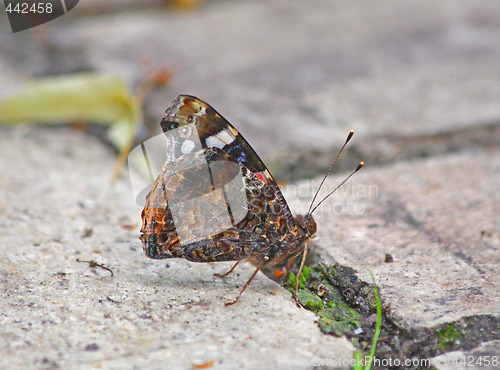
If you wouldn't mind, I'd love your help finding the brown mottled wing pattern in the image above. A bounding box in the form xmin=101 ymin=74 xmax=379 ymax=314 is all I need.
xmin=140 ymin=95 xmax=302 ymax=264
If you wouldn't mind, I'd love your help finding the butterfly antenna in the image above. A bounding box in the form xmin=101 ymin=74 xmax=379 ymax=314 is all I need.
xmin=307 ymin=130 xmax=355 ymax=214
xmin=310 ymin=161 xmax=364 ymax=215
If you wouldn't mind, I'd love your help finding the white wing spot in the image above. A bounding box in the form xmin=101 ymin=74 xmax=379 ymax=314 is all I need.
xmin=205 ymin=135 xmax=224 ymax=149
xmin=205 ymin=129 xmax=236 ymax=149
xmin=181 ymin=140 xmax=195 ymax=154
xmin=217 ymin=129 xmax=236 ymax=144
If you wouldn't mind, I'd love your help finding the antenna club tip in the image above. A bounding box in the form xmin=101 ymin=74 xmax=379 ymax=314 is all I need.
xmin=345 ymin=130 xmax=355 ymax=143
xmin=355 ymin=161 xmax=365 ymax=171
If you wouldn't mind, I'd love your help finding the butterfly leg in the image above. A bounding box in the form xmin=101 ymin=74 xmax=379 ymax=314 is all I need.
xmin=294 ymin=246 xmax=309 ymax=307
xmin=214 ymin=260 xmax=240 ymax=278
xmin=225 ymin=256 xmax=269 ymax=306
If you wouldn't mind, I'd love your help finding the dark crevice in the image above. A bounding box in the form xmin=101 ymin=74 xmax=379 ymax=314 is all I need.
xmin=269 ymin=119 xmax=500 ymax=183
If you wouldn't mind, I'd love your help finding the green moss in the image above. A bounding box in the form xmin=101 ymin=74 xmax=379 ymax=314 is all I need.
xmin=327 ymin=300 xmax=337 ymax=308
xmin=301 ymin=265 xmax=312 ymax=281
xmin=288 ymin=265 xmax=312 ymax=290
xmin=286 ymin=263 xmax=369 ymax=337
xmin=284 ymin=262 xmax=499 ymax=367
xmin=315 ymin=295 xmax=362 ymax=337
xmin=323 ymin=283 xmax=346 ymax=306
xmin=436 ymin=324 xmax=463 ymax=350
xmin=317 ymin=305 xmax=361 ymax=336
xmin=297 ymin=290 xmax=323 ymax=311
xmin=319 ymin=317 xmax=354 ymax=336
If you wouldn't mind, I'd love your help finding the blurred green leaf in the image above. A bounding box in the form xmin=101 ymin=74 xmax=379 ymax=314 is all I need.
xmin=0 ymin=73 xmax=140 ymax=150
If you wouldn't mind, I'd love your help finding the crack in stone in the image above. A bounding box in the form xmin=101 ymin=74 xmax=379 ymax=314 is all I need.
xmin=272 ymin=119 xmax=500 ymax=183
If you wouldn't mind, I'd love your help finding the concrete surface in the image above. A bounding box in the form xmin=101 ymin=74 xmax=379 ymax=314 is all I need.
xmin=1 ymin=0 xmax=499 ymax=369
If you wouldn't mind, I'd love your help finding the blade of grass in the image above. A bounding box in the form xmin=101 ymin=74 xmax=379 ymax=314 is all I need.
xmin=352 ymin=271 xmax=382 ymax=370
xmin=364 ymin=271 xmax=382 ymax=370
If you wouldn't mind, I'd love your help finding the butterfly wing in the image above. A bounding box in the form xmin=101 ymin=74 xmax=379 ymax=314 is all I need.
xmin=140 ymin=95 xmax=298 ymax=263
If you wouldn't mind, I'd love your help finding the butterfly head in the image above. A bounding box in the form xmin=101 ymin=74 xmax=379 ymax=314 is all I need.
xmin=304 ymin=214 xmax=318 ymax=238
xmin=296 ymin=213 xmax=317 ymax=239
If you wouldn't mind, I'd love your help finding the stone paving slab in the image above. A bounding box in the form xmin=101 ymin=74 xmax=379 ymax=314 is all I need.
xmin=0 ymin=126 xmax=355 ymax=369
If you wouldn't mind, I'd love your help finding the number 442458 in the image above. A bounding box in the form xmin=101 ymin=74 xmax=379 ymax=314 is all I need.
xmin=5 ymin=2 xmax=53 ymax=14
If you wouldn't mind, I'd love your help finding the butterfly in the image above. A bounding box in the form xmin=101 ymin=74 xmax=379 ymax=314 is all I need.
xmin=140 ymin=95 xmax=363 ymax=306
